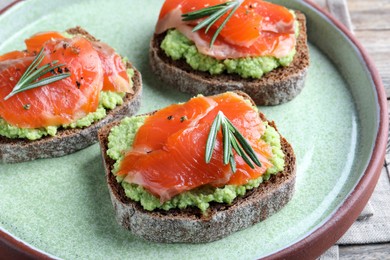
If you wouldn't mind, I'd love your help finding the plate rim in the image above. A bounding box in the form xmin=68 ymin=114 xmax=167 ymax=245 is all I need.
xmin=265 ymin=0 xmax=388 ymax=259
xmin=0 ymin=0 xmax=387 ymax=259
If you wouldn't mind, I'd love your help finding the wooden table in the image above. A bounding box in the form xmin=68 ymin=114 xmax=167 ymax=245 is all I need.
xmin=314 ymin=0 xmax=390 ymax=258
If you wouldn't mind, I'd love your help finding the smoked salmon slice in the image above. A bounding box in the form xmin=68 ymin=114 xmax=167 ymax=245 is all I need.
xmin=92 ymin=41 xmax=131 ymax=93
xmin=0 ymin=30 xmax=133 ymax=129
xmin=0 ymin=37 xmax=103 ymax=128
xmin=24 ymin=31 xmax=131 ymax=93
xmin=117 ymin=92 xmax=273 ymax=202
xmin=0 ymin=51 xmax=30 ymax=62
xmin=132 ymin=96 xmax=218 ymax=151
xmin=156 ymin=0 xmax=296 ymax=59
xmin=25 ymin=31 xmax=66 ymax=54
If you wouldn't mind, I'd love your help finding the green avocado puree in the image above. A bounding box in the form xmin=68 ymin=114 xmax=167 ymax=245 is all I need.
xmin=160 ymin=12 xmax=299 ymax=79
xmin=0 ymin=68 xmax=134 ymax=140
xmin=107 ymin=112 xmax=285 ymax=213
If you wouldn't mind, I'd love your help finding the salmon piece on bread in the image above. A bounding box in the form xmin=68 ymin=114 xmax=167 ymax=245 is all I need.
xmin=0 ymin=27 xmax=142 ymax=163
xmin=150 ymin=0 xmax=309 ymax=105
xmin=98 ymin=91 xmax=296 ymax=243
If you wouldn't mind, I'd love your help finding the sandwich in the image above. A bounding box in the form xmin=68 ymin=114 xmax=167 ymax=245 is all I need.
xmin=0 ymin=27 xmax=142 ymax=163
xmin=98 ymin=91 xmax=296 ymax=243
xmin=150 ymin=0 xmax=309 ymax=105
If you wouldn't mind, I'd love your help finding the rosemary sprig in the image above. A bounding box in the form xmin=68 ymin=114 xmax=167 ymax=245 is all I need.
xmin=182 ymin=0 xmax=242 ymax=47
xmin=205 ymin=111 xmax=262 ymax=173
xmin=4 ymin=48 xmax=71 ymax=100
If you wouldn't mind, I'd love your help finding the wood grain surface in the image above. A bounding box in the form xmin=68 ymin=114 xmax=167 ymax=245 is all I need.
xmin=348 ymin=0 xmax=390 ymax=97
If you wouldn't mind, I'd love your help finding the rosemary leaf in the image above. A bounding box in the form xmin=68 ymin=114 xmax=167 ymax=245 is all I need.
xmin=182 ymin=3 xmax=229 ymax=21
xmin=210 ymin=2 xmax=240 ymax=47
xmin=226 ymin=119 xmax=262 ymax=167
xmin=18 ymin=73 xmax=71 ymax=91
xmin=205 ymin=111 xmax=222 ymax=163
xmin=230 ymin=132 xmax=242 ymax=157
xmin=205 ymin=111 xmax=262 ymax=173
xmin=20 ymin=48 xmax=45 ymax=82
xmin=16 ymin=63 xmax=53 ymax=89
xmin=221 ymin=117 xmax=230 ymax=165
xmin=181 ymin=0 xmax=242 ymax=47
xmin=4 ymin=47 xmax=71 ymax=100
xmin=239 ymin=147 xmax=256 ymax=169
xmin=230 ymin=132 xmax=255 ymax=168
xmin=33 ymin=63 xmax=67 ymax=81
xmin=192 ymin=4 xmax=233 ymax=33
xmin=204 ymin=7 xmax=229 ymax=34
xmin=229 ymin=154 xmax=237 ymax=173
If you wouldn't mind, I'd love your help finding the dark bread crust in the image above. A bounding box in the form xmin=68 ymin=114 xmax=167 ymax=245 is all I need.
xmin=98 ymin=92 xmax=296 ymax=243
xmin=149 ymin=12 xmax=309 ymax=106
xmin=0 ymin=28 xmax=142 ymax=163
xmin=66 ymin=27 xmax=99 ymax=42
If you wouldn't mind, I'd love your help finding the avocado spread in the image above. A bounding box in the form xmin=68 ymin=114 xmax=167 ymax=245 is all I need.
xmin=107 ymin=113 xmax=285 ymax=213
xmin=0 ymin=68 xmax=134 ymax=140
xmin=160 ymin=12 xmax=299 ymax=79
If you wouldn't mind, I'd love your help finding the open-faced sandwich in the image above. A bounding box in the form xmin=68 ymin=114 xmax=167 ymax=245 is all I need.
xmin=98 ymin=91 xmax=296 ymax=243
xmin=0 ymin=27 xmax=142 ymax=163
xmin=150 ymin=0 xmax=309 ymax=105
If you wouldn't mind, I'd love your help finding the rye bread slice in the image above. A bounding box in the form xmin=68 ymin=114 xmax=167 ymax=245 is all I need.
xmin=97 ymin=92 xmax=296 ymax=243
xmin=149 ymin=12 xmax=309 ymax=106
xmin=0 ymin=28 xmax=142 ymax=164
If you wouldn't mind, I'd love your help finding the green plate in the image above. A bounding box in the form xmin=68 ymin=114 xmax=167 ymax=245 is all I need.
xmin=0 ymin=0 xmax=386 ymax=259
